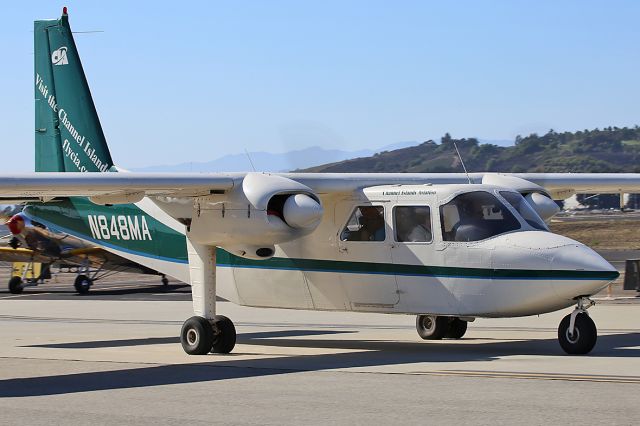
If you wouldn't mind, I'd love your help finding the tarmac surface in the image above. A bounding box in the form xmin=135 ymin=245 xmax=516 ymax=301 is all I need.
xmin=0 ymin=249 xmax=639 ymax=425
xmin=0 ymin=282 xmax=639 ymax=424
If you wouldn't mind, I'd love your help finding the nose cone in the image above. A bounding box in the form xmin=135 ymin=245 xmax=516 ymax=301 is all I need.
xmin=552 ymin=244 xmax=617 ymax=275
xmin=551 ymin=240 xmax=619 ymax=299
xmin=484 ymin=231 xmax=618 ymax=316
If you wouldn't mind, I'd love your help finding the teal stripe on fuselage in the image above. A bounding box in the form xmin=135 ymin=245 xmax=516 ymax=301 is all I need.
xmin=217 ymin=251 xmax=619 ymax=282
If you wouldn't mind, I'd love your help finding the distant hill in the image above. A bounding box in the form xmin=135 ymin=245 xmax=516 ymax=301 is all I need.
xmin=301 ymin=127 xmax=640 ymax=174
xmin=133 ymin=142 xmax=418 ymax=173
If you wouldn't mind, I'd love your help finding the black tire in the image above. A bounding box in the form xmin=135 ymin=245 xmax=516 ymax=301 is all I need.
xmin=181 ymin=316 xmax=215 ymax=355
xmin=416 ymin=315 xmax=449 ymax=340
xmin=558 ymin=312 xmax=597 ymax=355
xmin=8 ymin=276 xmax=23 ymax=294
xmin=74 ymin=275 xmax=92 ymax=294
xmin=445 ymin=318 xmax=468 ymax=339
xmin=211 ymin=315 xmax=236 ymax=353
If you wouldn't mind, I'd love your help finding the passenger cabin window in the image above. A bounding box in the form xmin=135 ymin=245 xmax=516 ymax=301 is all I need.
xmin=394 ymin=206 xmax=432 ymax=243
xmin=340 ymin=206 xmax=386 ymax=242
xmin=499 ymin=191 xmax=549 ymax=231
xmin=440 ymin=191 xmax=520 ymax=242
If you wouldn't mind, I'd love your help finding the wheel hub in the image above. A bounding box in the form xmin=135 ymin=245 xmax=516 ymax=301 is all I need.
xmin=422 ymin=316 xmax=434 ymax=331
xmin=566 ymin=327 xmax=580 ymax=344
xmin=186 ymin=328 xmax=198 ymax=346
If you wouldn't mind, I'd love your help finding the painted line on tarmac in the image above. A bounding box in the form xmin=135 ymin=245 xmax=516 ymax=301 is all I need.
xmin=417 ymin=370 xmax=640 ymax=384
xmin=0 ymin=292 xmax=53 ymax=299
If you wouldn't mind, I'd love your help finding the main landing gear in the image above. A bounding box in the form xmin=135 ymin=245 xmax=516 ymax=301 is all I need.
xmin=8 ymin=262 xmax=51 ymax=294
xmin=74 ymin=274 xmax=93 ymax=294
xmin=558 ymin=297 xmax=597 ymax=355
xmin=180 ymin=240 xmax=236 ymax=355
xmin=180 ymin=315 xmax=237 ymax=355
xmin=8 ymin=276 xmax=24 ymax=294
xmin=416 ymin=315 xmax=469 ymax=340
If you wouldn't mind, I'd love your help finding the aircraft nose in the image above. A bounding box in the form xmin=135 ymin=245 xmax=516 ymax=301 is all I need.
xmin=551 ymin=241 xmax=619 ymax=299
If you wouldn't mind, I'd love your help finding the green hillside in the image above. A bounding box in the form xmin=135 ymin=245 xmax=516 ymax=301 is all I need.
xmin=301 ymin=127 xmax=640 ymax=174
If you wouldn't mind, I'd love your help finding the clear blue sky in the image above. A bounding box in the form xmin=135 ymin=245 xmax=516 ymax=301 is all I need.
xmin=2 ymin=1 xmax=639 ymax=171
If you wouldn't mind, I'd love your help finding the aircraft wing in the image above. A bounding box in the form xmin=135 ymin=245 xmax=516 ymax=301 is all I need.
xmin=58 ymin=247 xmax=159 ymax=274
xmin=1 ymin=172 xmax=640 ymax=200
xmin=0 ymin=242 xmax=157 ymax=274
xmin=0 ymin=173 xmax=238 ymax=200
xmin=0 ymin=247 xmax=53 ymax=263
xmin=288 ymin=172 xmax=640 ymax=196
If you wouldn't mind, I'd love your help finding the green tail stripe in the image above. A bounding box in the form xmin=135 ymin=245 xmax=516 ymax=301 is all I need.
xmin=216 ymin=250 xmax=619 ymax=281
xmin=34 ymin=12 xmax=113 ymax=172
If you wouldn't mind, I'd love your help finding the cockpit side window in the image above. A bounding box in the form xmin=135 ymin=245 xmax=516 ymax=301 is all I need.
xmin=499 ymin=191 xmax=549 ymax=231
xmin=440 ymin=191 xmax=520 ymax=242
xmin=340 ymin=206 xmax=386 ymax=242
xmin=394 ymin=206 xmax=432 ymax=243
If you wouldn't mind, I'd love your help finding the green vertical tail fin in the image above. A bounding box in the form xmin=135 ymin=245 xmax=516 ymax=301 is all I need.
xmin=34 ymin=8 xmax=114 ymax=172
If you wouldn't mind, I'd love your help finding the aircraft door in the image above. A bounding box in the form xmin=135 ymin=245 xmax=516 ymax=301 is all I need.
xmin=390 ymin=201 xmax=459 ymax=314
xmin=336 ymin=202 xmax=399 ymax=309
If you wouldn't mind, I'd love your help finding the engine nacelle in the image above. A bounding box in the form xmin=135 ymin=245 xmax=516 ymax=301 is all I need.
xmin=187 ymin=173 xmax=323 ymax=256
xmin=524 ymin=192 xmax=560 ymax=222
xmin=482 ymin=174 xmax=560 ymax=222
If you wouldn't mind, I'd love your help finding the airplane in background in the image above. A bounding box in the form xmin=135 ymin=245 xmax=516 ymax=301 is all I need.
xmin=2 ymin=8 xmax=639 ymax=356
xmin=0 ymin=209 xmax=170 ymax=293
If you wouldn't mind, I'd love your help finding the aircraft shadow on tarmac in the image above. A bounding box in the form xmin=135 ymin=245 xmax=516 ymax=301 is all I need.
xmin=3 ymin=330 xmax=640 ymax=397
xmin=0 ymin=284 xmax=192 ymax=297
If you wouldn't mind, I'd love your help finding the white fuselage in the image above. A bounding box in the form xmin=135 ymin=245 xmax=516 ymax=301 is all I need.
xmin=214 ymin=185 xmax=616 ymax=318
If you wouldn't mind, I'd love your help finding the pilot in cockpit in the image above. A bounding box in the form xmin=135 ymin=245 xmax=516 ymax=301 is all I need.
xmin=359 ymin=206 xmax=386 ymax=241
xmin=452 ymin=197 xmax=491 ymax=242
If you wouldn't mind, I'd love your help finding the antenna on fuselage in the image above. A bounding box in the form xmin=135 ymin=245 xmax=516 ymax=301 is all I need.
xmin=453 ymin=142 xmax=472 ymax=184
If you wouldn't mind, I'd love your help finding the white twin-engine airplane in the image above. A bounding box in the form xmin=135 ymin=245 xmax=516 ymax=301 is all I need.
xmin=3 ymin=8 xmax=638 ymax=356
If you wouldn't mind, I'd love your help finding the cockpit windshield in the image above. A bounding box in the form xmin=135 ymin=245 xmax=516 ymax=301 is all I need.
xmin=440 ymin=191 xmax=520 ymax=242
xmin=499 ymin=191 xmax=549 ymax=231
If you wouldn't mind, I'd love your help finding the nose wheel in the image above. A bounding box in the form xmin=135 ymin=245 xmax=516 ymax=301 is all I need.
xmin=558 ymin=297 xmax=597 ymax=355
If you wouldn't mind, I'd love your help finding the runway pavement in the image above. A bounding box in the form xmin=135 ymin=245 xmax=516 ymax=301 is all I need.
xmin=0 ymin=298 xmax=638 ymax=425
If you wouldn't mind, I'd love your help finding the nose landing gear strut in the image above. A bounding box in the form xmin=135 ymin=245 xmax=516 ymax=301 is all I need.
xmin=558 ymin=297 xmax=597 ymax=355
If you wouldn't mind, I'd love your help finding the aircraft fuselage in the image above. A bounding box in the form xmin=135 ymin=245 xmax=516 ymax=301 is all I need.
xmin=22 ymin=184 xmax=618 ymax=320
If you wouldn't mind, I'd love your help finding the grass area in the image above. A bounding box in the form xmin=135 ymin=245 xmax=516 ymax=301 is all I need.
xmin=550 ymin=219 xmax=640 ymax=250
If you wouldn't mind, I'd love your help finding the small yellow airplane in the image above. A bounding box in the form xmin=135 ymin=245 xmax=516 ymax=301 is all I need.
xmin=1 ymin=211 xmax=169 ymax=293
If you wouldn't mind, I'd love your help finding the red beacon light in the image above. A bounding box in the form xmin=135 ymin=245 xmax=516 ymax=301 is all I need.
xmin=63 ymin=6 xmax=68 ymax=15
